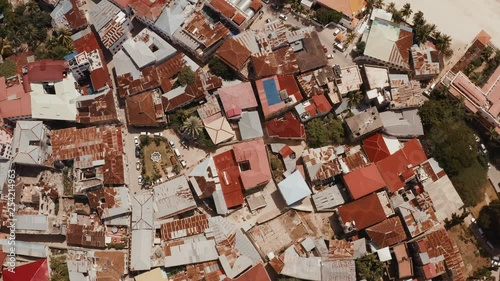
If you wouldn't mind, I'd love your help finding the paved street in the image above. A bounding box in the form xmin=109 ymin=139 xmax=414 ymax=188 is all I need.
xmin=488 ymin=165 xmax=500 ymax=194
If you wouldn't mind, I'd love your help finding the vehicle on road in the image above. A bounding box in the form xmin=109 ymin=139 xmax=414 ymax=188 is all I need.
xmin=322 ymin=45 xmax=328 ymax=53
xmin=135 ymin=146 xmax=140 ymax=158
xmin=266 ymin=18 xmax=271 ymax=23
xmin=168 ymin=140 xmax=175 ymax=148
xmin=136 ymin=160 xmax=141 ymax=170
xmin=327 ymin=54 xmax=334 ymax=59
xmin=480 ymin=143 xmax=488 ymax=154
xmin=174 ymin=148 xmax=182 ymax=158
xmin=180 ymin=160 xmax=187 ymax=168
xmin=478 ymin=227 xmax=484 ymax=236
xmin=140 ymin=132 xmax=147 ymax=136
xmin=334 ymin=43 xmax=346 ymax=52
xmin=134 ymin=136 xmax=139 ymax=145
xmin=138 ymin=175 xmax=143 ymax=185
xmin=154 ymin=132 xmax=163 ymax=137
xmin=333 ymin=28 xmax=340 ymax=36
xmin=492 ymin=256 xmax=500 ymax=266
xmin=279 ymin=14 xmax=287 ymax=21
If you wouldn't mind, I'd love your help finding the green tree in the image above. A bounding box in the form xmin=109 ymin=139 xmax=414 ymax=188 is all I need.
xmin=355 ymin=254 xmax=384 ymax=281
xmin=50 ymin=256 xmax=70 ymax=281
xmin=347 ymin=91 xmax=364 ymax=108
xmin=54 ymin=28 xmax=74 ymax=50
xmin=305 ymin=114 xmax=344 ymax=148
xmin=0 ymin=37 xmax=13 ymax=58
xmin=355 ymin=41 xmax=366 ymax=54
xmin=0 ymin=59 xmax=16 ymax=77
xmin=385 ymin=2 xmax=396 ymax=13
xmin=478 ymin=200 xmax=500 ymax=246
xmin=208 ymin=57 xmax=236 ymax=81
xmin=433 ymin=31 xmax=453 ymax=57
xmin=412 ymin=10 xmax=425 ymax=26
xmin=174 ymin=67 xmax=195 ymax=87
xmin=314 ymin=8 xmax=342 ymax=25
xmin=182 ymin=116 xmax=203 ymax=138
xmin=400 ymin=3 xmax=412 ymax=19
xmin=366 ymin=0 xmax=384 ymax=11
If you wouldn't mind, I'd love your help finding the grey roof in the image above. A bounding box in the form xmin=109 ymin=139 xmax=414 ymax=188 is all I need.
xmin=113 ymin=50 xmax=141 ymax=78
xmin=164 ymin=238 xmax=219 ymax=267
xmin=205 ymin=216 xmax=237 ymax=243
xmin=321 ymin=259 xmax=356 ymax=281
xmin=301 ymin=237 xmax=315 ymax=252
xmin=234 ymin=229 xmax=262 ymax=264
xmin=172 ymin=29 xmax=200 ymax=51
xmin=12 ymin=121 xmax=50 ymax=165
xmin=0 ymin=239 xmax=48 ymax=258
xmin=132 ymin=192 xmax=154 ymax=230
xmin=281 ymin=254 xmax=322 ymax=281
xmin=345 ymin=107 xmax=383 ymax=139
xmin=89 ymin=0 xmax=120 ymax=31
xmin=312 ymin=184 xmax=345 ymax=211
xmin=102 ymin=187 xmax=131 ymax=220
xmin=122 ymin=28 xmax=177 ymax=69
xmin=154 ymin=0 xmax=190 ymax=37
xmin=131 ymin=229 xmax=153 ymax=271
xmin=50 ymin=0 xmax=73 ymax=28
xmin=213 ymin=189 xmax=229 ymax=215
xmin=238 ymin=111 xmax=264 ymax=140
xmin=16 ymin=214 xmax=48 ymax=231
xmin=153 ymin=175 xmax=196 ymax=219
xmin=424 ymin=175 xmax=465 ymax=222
xmin=352 ymin=238 xmax=367 ymax=259
xmin=380 ymin=108 xmax=424 ymax=137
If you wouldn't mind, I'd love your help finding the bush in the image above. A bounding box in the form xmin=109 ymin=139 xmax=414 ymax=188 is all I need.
xmin=355 ymin=254 xmax=384 ymax=281
xmin=478 ymin=200 xmax=500 ymax=246
xmin=315 ymin=8 xmax=342 ymax=25
xmin=173 ymin=67 xmax=195 ymax=88
xmin=0 ymin=60 xmax=17 ymax=78
xmin=305 ymin=114 xmax=344 ymax=148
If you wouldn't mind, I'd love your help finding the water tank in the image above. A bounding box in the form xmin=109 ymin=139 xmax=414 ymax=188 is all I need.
xmin=238 ymin=0 xmax=252 ymax=12
xmin=245 ymin=8 xmax=254 ymax=18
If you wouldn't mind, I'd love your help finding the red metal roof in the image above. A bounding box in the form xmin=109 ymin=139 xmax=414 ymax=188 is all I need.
xmin=248 ymin=0 xmax=262 ymax=11
xmin=224 ymin=263 xmax=271 ymax=281
xmin=232 ymin=12 xmax=246 ymax=26
xmin=26 ymin=60 xmax=68 ymax=83
xmin=363 ymin=133 xmax=391 ymax=163
xmin=376 ymin=150 xmax=411 ymax=193
xmin=216 ymin=38 xmax=251 ymax=71
xmin=337 ymin=193 xmax=386 ymax=230
xmin=2 ymin=259 xmax=49 ymax=281
xmin=365 ymin=216 xmax=407 ymax=248
xmin=265 ymin=112 xmax=306 ymax=139
xmin=213 ymin=150 xmax=244 ymax=208
xmin=401 ymin=138 xmax=427 ymax=167
xmin=344 ymin=163 xmax=386 ymax=200
xmin=210 ymin=0 xmax=236 ymax=18
xmin=279 ymin=145 xmax=294 ymax=158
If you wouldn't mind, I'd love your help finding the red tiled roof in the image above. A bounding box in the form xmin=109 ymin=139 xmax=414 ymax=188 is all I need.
xmin=210 ymin=0 xmax=236 ymax=18
xmin=277 ymin=74 xmax=301 ymax=101
xmin=311 ymin=94 xmax=332 ymax=113
xmin=248 ymin=0 xmax=262 ymax=11
xmin=73 ymin=32 xmax=110 ymax=91
xmin=233 ymin=139 xmax=272 ymax=190
xmin=365 ymin=216 xmax=407 ymax=248
xmin=401 ymin=138 xmax=427 ymax=167
xmin=337 ymin=192 xmax=387 ymax=230
xmin=213 ymin=150 xmax=244 ymax=208
xmin=363 ymin=133 xmax=391 ymax=163
xmin=77 ymin=90 xmax=118 ymax=124
xmin=26 ymin=60 xmax=68 ymax=83
xmin=0 ymin=76 xmax=32 ymax=119
xmin=64 ymin=0 xmax=88 ymax=31
xmin=266 ymin=112 xmax=306 ymax=139
xmin=475 ymin=30 xmax=491 ymax=46
xmin=2 ymin=259 xmax=49 ymax=281
xmin=396 ymin=29 xmax=414 ymax=64
xmin=125 ymin=90 xmax=165 ymax=127
xmin=224 ymin=263 xmax=271 ymax=281
xmin=184 ymin=12 xmax=230 ymax=48
xmin=129 ymin=0 xmax=168 ymax=21
xmin=376 ymin=150 xmax=411 ymax=193
xmin=251 ymin=48 xmax=299 ymax=78
xmin=344 ymin=163 xmax=386 ymax=200
xmin=279 ymin=145 xmax=294 ymax=158
xmin=232 ymin=12 xmax=246 ymax=26
xmin=216 ymin=38 xmax=251 ymax=71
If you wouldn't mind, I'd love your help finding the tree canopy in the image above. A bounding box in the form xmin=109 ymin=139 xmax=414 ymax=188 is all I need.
xmin=418 ymin=96 xmax=488 ymax=206
xmin=314 ymin=8 xmax=343 ymax=25
xmin=0 ymin=59 xmax=17 ymax=78
xmin=208 ymin=57 xmax=237 ymax=81
xmin=174 ymin=67 xmax=195 ymax=87
xmin=305 ymin=114 xmax=344 ymax=148
xmin=355 ymin=254 xmax=384 ymax=281
xmin=478 ymin=200 xmax=500 ymax=247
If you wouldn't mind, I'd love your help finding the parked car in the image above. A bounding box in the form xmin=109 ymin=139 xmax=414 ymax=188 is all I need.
xmin=174 ymin=148 xmax=182 ymax=158
xmin=180 ymin=160 xmax=187 ymax=168
xmin=134 ymin=136 xmax=139 ymax=145
xmin=471 ymin=217 xmax=476 ymax=223
xmin=266 ymin=18 xmax=271 ymax=23
xmin=333 ymin=28 xmax=340 ymax=36
xmin=327 ymin=54 xmax=334 ymax=59
xmin=429 ymin=83 xmax=436 ymax=91
xmin=478 ymin=227 xmax=484 ymax=236
xmin=322 ymin=45 xmax=328 ymax=53
xmin=279 ymin=14 xmax=287 ymax=21
xmin=138 ymin=175 xmax=143 ymax=185
xmin=140 ymin=132 xmax=147 ymax=136
xmin=480 ymin=143 xmax=488 ymax=154
xmin=154 ymin=132 xmax=163 ymax=137
xmin=135 ymin=146 xmax=140 ymax=158
xmin=492 ymin=256 xmax=500 ymax=267
xmin=136 ymin=160 xmax=141 ymax=171
xmin=168 ymin=140 xmax=175 ymax=148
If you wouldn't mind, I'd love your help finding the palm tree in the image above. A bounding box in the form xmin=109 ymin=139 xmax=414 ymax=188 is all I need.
xmin=55 ymin=28 xmax=73 ymax=50
xmin=400 ymin=3 xmax=412 ymax=20
xmin=392 ymin=10 xmax=403 ymax=23
xmin=486 ymin=127 xmax=499 ymax=143
xmin=366 ymin=0 xmax=384 ymax=11
xmin=182 ymin=116 xmax=203 ymax=138
xmin=412 ymin=11 xmax=425 ymax=26
xmin=347 ymin=91 xmax=364 ymax=108
xmin=0 ymin=37 xmax=13 ymax=58
xmin=385 ymin=2 xmax=396 ymax=14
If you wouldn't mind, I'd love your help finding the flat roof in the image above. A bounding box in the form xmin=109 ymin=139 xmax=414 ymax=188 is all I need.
xmin=233 ymin=138 xmax=271 ymax=189
xmin=153 ymin=176 xmax=196 ymax=219
xmin=337 ymin=65 xmax=362 ymax=95
xmin=278 ymin=170 xmax=311 ymax=205
xmin=218 ymin=82 xmax=257 ymax=116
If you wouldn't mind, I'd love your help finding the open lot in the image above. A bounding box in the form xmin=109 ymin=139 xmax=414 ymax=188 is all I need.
xmin=141 ymin=137 xmax=175 ymax=181
xmin=448 ymin=224 xmax=490 ymax=277
xmin=470 ymin=180 xmax=499 ymax=218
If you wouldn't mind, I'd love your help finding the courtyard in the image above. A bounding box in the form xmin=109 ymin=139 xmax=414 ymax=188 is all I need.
xmin=140 ymin=136 xmax=177 ymax=184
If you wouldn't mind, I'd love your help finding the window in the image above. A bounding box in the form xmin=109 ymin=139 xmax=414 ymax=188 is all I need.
xmin=239 ymin=161 xmax=251 ymax=171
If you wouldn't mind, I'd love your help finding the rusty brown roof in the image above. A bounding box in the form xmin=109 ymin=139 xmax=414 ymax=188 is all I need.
xmin=77 ymin=90 xmax=118 ymax=124
xmin=216 ymin=38 xmax=251 ymax=71
xmin=366 ymin=216 xmax=407 ymax=248
xmin=125 ymin=89 xmax=166 ymax=127
xmin=296 ymin=32 xmax=328 ymax=73
xmin=184 ymin=12 xmax=230 ymax=48
xmin=160 ymin=214 xmax=209 ymax=241
xmin=94 ymin=251 xmax=126 ymax=280
xmin=251 ymin=47 xmax=299 ymax=78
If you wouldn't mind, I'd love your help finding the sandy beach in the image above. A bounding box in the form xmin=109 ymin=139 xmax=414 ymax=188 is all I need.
xmin=392 ymin=0 xmax=500 ymax=48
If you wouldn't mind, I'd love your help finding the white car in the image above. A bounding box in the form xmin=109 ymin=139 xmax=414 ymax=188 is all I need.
xmin=168 ymin=140 xmax=175 ymax=148
xmin=180 ymin=160 xmax=187 ymax=168
xmin=136 ymin=160 xmax=140 ymax=171
xmin=327 ymin=54 xmax=334 ymax=59
xmin=134 ymin=136 xmax=139 ymax=145
xmin=279 ymin=14 xmax=287 ymax=21
xmin=140 ymin=132 xmax=147 ymax=136
xmin=154 ymin=132 xmax=163 ymax=137
xmin=333 ymin=28 xmax=340 ymax=36
xmin=138 ymin=175 xmax=143 ymax=185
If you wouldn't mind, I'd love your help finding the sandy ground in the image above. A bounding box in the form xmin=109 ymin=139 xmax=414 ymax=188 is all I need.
xmin=392 ymin=0 xmax=500 ymax=48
